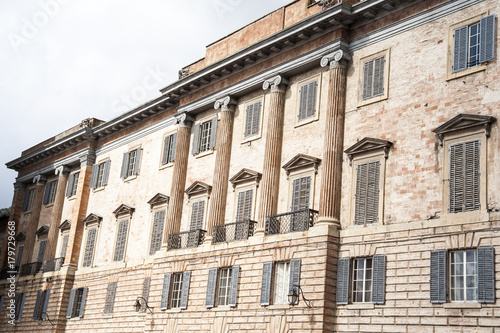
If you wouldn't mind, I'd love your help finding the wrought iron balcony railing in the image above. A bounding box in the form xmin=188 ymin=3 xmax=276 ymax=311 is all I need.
xmin=213 ymin=220 xmax=257 ymax=244
xmin=43 ymin=257 xmax=65 ymax=273
xmin=19 ymin=261 xmax=43 ymax=277
xmin=265 ymin=208 xmax=319 ymax=236
xmin=167 ymin=229 xmax=206 ymax=250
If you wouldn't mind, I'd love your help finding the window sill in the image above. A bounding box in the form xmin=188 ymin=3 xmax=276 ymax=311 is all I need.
xmin=159 ymin=162 xmax=174 ymax=171
xmin=123 ymin=175 xmax=138 ymax=183
xmin=102 ymin=314 xmax=113 ymax=318
xmin=294 ymin=115 xmax=318 ymax=128
xmin=195 ymin=149 xmax=214 ymax=159
xmin=446 ymin=64 xmax=486 ymax=81
xmin=45 ymin=203 xmax=55 ymax=208
xmin=164 ymin=308 xmax=182 ymax=313
xmin=357 ymin=94 xmax=388 ymax=108
xmin=69 ymin=317 xmax=82 ymax=321
xmin=443 ymin=302 xmax=481 ymax=309
xmin=210 ymin=306 xmax=235 ymax=312
xmin=93 ymin=186 xmax=106 ymax=193
xmin=266 ymin=304 xmax=291 ymax=310
xmin=241 ymin=134 xmax=262 ymax=145
xmin=344 ymin=303 xmax=375 ymax=309
xmin=67 ymin=196 xmax=76 ymax=201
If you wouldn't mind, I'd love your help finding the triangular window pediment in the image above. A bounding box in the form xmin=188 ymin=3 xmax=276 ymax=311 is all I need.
xmin=35 ymin=225 xmax=49 ymax=236
xmin=185 ymin=181 xmax=212 ymax=198
xmin=113 ymin=204 xmax=135 ymax=217
xmin=344 ymin=137 xmax=393 ymax=162
xmin=282 ymin=154 xmax=321 ymax=176
xmin=82 ymin=213 xmax=103 ymax=226
xmin=433 ymin=114 xmax=495 ymax=144
xmin=147 ymin=193 xmax=170 ymax=207
xmin=15 ymin=232 xmax=26 ymax=241
xmin=59 ymin=219 xmax=71 ymax=231
xmin=229 ymin=169 xmax=262 ymax=189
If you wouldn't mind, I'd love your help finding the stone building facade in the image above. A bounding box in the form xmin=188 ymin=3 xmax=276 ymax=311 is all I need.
xmin=1 ymin=0 xmax=499 ymax=332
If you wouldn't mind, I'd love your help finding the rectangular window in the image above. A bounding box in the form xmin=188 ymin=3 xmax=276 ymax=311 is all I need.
xmin=199 ymin=121 xmax=212 ymax=153
xmin=190 ymin=200 xmax=205 ymax=230
xmin=217 ymin=267 xmax=232 ymax=306
xmin=235 ymin=189 xmax=253 ymax=222
xmin=161 ymin=271 xmax=191 ymax=311
xmin=90 ymin=160 xmax=111 ymax=189
xmin=291 ymin=176 xmax=311 ymax=211
xmin=192 ymin=116 xmax=218 ymax=155
xmin=149 ymin=210 xmax=166 ymax=255
xmin=37 ymin=240 xmax=47 ymax=263
xmin=352 ymin=258 xmax=373 ymax=303
xmin=244 ymin=101 xmax=262 ymax=138
xmin=68 ymin=172 xmax=80 ymax=197
xmin=450 ymin=250 xmax=477 ymax=302
xmin=170 ymin=273 xmax=183 ymax=309
xmin=162 ymin=133 xmax=177 ymax=165
xmin=82 ymin=228 xmax=97 ymax=267
xmin=104 ymin=282 xmax=118 ymax=315
xmin=127 ymin=150 xmax=137 ymax=178
xmin=449 ymin=140 xmax=480 ymax=213
xmin=23 ymin=188 xmax=36 ymax=212
xmin=354 ymin=161 xmax=380 ymax=225
xmin=67 ymin=287 xmax=88 ymax=318
xmin=298 ymin=81 xmax=318 ymax=121
xmin=273 ymin=262 xmax=290 ymax=304
xmin=113 ymin=219 xmax=129 ymax=262
xmin=120 ymin=148 xmax=141 ymax=179
xmin=33 ymin=290 xmax=50 ymax=320
xmin=43 ymin=180 xmax=58 ymax=205
xmin=363 ymin=55 xmax=385 ymax=100
xmin=96 ymin=163 xmax=106 ymax=188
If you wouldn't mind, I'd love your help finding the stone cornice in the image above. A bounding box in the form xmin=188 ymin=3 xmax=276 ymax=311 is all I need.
xmin=147 ymin=193 xmax=170 ymax=207
xmin=113 ymin=204 xmax=136 ymax=217
xmin=433 ymin=114 xmax=496 ymax=145
xmin=344 ymin=137 xmax=393 ymax=163
xmin=283 ymin=154 xmax=322 ymax=177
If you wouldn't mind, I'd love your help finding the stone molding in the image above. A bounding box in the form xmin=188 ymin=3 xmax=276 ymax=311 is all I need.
xmin=147 ymin=193 xmax=170 ymax=207
xmin=59 ymin=219 xmax=72 ymax=231
xmin=282 ymin=154 xmax=322 ymax=177
xmin=185 ymin=181 xmax=212 ymax=198
xmin=175 ymin=113 xmax=194 ymax=128
xmin=82 ymin=213 xmax=103 ymax=226
xmin=113 ymin=204 xmax=136 ymax=217
xmin=229 ymin=168 xmax=262 ymax=189
xmin=433 ymin=113 xmax=496 ymax=145
xmin=344 ymin=137 xmax=393 ymax=163
xmin=35 ymin=225 xmax=50 ymax=236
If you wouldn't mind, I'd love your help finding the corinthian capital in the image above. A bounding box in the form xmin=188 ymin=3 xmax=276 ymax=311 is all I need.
xmin=320 ymin=49 xmax=351 ymax=68
xmin=262 ymin=75 xmax=289 ymax=91
xmin=214 ymin=96 xmax=238 ymax=111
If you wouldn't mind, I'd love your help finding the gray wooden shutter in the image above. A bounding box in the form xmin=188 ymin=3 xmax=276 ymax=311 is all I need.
xmin=89 ymin=164 xmax=98 ymax=189
xmin=17 ymin=293 xmax=26 ymax=320
xmin=78 ymin=288 xmax=88 ymax=318
xmin=363 ymin=59 xmax=374 ymax=99
xmin=298 ymin=84 xmax=308 ymax=120
xmin=170 ymin=132 xmax=178 ymax=163
xmin=66 ymin=288 xmax=76 ymax=318
xmin=479 ymin=15 xmax=495 ymax=64
xmin=205 ymin=268 xmax=218 ymax=308
xmin=102 ymin=160 xmax=111 ymax=186
xmin=37 ymin=240 xmax=47 ymax=263
xmin=104 ymin=282 xmax=117 ymax=314
xmin=192 ymin=123 xmax=200 ymax=155
xmin=453 ymin=26 xmax=468 ymax=73
xmin=33 ymin=291 xmax=42 ymax=319
xmin=252 ymin=101 xmax=262 ymax=136
xmin=190 ymin=201 xmax=205 ymax=230
xmin=244 ymin=103 xmax=254 ymax=137
xmin=113 ymin=219 xmax=129 ymax=262
xmin=235 ymin=189 xmax=253 ymax=222
xmin=120 ymin=152 xmax=128 ymax=179
xmin=60 ymin=235 xmax=69 ymax=259
xmin=289 ymin=259 xmax=301 ymax=305
xmin=180 ymin=271 xmax=191 ymax=309
xmin=430 ymin=249 xmax=447 ymax=303
xmin=160 ymin=273 xmax=172 ymax=310
xmin=477 ymin=247 xmax=495 ymax=303
xmin=306 ymin=81 xmax=317 ymax=118
xmin=150 ymin=210 xmax=166 ymax=255
xmin=83 ymin=228 xmax=97 ymax=267
xmin=162 ymin=135 xmax=171 ymax=165
xmin=449 ymin=140 xmax=480 ymax=213
xmin=336 ymin=258 xmax=350 ymax=305
xmin=260 ymin=262 xmax=273 ymax=306
xmin=43 ymin=183 xmax=51 ymax=205
xmin=133 ymin=148 xmax=142 ymax=175
xmin=41 ymin=290 xmax=50 ymax=320
xmin=372 ymin=255 xmax=386 ymax=304
xmin=66 ymin=174 xmax=75 ymax=197
xmin=140 ymin=278 xmax=151 ymax=312
xmin=228 ymin=266 xmax=240 ymax=307
xmin=372 ymin=56 xmax=385 ymax=97
xmin=355 ymin=161 xmax=380 ymax=225
xmin=209 ymin=116 xmax=218 ymax=149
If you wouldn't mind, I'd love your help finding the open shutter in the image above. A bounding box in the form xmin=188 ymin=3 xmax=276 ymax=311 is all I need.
xmin=298 ymin=84 xmax=308 ymax=120
xmin=17 ymin=293 xmax=26 ymax=320
xmin=479 ymin=15 xmax=495 ymax=64
xmin=78 ymin=288 xmax=88 ymax=318
xmin=160 ymin=273 xmax=172 ymax=310
xmin=162 ymin=136 xmax=171 ymax=165
xmin=336 ymin=258 xmax=350 ymax=305
xmin=372 ymin=255 xmax=386 ymax=304
xmin=192 ymin=123 xmax=200 ymax=155
xmin=66 ymin=289 xmax=76 ymax=318
xmin=66 ymin=174 xmax=74 ymax=197
xmin=15 ymin=246 xmax=23 ymax=267
xmin=228 ymin=266 xmax=240 ymax=307
xmin=41 ymin=290 xmax=50 ymax=320
xmin=205 ymin=268 xmax=218 ymax=308
xmin=209 ymin=116 xmax=218 ymax=149
xmin=140 ymin=278 xmax=151 ymax=313
xmin=43 ymin=183 xmax=51 ymax=205
xmin=180 ymin=271 xmax=191 ymax=309
xmin=363 ymin=59 xmax=374 ymax=99
xmin=113 ymin=220 xmax=129 ymax=262
xmin=133 ymin=148 xmax=142 ymax=175
xmin=372 ymin=56 xmax=385 ymax=97
xmin=89 ymin=164 xmax=98 ymax=189
xmin=306 ymin=81 xmax=317 ymax=118
xmin=464 ymin=140 xmax=480 ymax=212
xmin=120 ymin=153 xmax=128 ymax=179
xmin=477 ymin=247 xmax=495 ymax=303
xmin=244 ymin=103 xmax=254 ymax=137
xmin=252 ymin=101 xmax=261 ymax=136
xmin=289 ymin=259 xmax=301 ymax=305
xmin=170 ymin=132 xmax=178 ymax=163
xmin=102 ymin=160 xmax=111 ymax=186
xmin=430 ymin=250 xmax=447 ymax=303
xmin=33 ymin=291 xmax=42 ymax=319
xmin=260 ymin=262 xmax=273 ymax=306
xmin=453 ymin=26 xmax=468 ymax=73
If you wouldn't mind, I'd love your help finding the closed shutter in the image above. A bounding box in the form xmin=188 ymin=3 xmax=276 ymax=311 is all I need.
xmin=140 ymin=278 xmax=151 ymax=313
xmin=33 ymin=291 xmax=42 ymax=319
xmin=104 ymin=282 xmax=118 ymax=314
xmin=228 ymin=266 xmax=240 ymax=307
xmin=372 ymin=255 xmax=386 ymax=304
xmin=477 ymin=247 xmax=495 ymax=303
xmin=453 ymin=26 xmax=468 ymax=73
xmin=43 ymin=183 xmax=51 ymax=205
xmin=372 ymin=56 xmax=385 ymax=97
xmin=22 ymin=189 xmax=30 ymax=211
xmin=66 ymin=289 xmax=76 ymax=318
xmin=291 ymin=176 xmax=311 ymax=211
xmin=66 ymin=174 xmax=75 ymax=197
xmin=192 ymin=123 xmax=200 ymax=155
xmin=37 ymin=240 xmax=47 ymax=263
xmin=133 ymin=148 xmax=142 ymax=176
xmin=299 ymin=81 xmax=317 ymax=120
xmin=15 ymin=246 xmax=23 ymax=267
xmin=209 ymin=116 xmax=218 ymax=149
xmin=190 ymin=201 xmax=205 ymax=230
xmin=149 ymin=210 xmax=166 ymax=255
xmin=78 ymin=287 xmax=88 ymax=318
xmin=170 ymin=132 xmax=178 ymax=163
xmin=235 ymin=189 xmax=253 ymax=222
xmin=430 ymin=250 xmax=447 ymax=303
xmin=41 ymin=290 xmax=50 ymax=320
xmin=180 ymin=271 xmax=191 ymax=309
xmin=355 ymin=161 xmax=380 ymax=225
xmin=102 ymin=160 xmax=111 ymax=186
xmin=479 ymin=15 xmax=495 ymax=64
xmin=160 ymin=273 xmax=172 ymax=310
xmin=89 ymin=164 xmax=98 ymax=189
xmin=162 ymin=135 xmax=172 ymax=165
xmin=17 ymin=293 xmax=26 ymax=320
xmin=336 ymin=258 xmax=350 ymax=305
xmin=205 ymin=268 xmax=218 ymax=308
xmin=113 ymin=220 xmax=129 ymax=262
xmin=244 ymin=103 xmax=255 ymax=137
xmin=362 ymin=60 xmax=374 ymax=100
xmin=260 ymin=262 xmax=273 ymax=306
xmin=82 ymin=228 xmax=97 ymax=267
xmin=449 ymin=140 xmax=480 ymax=213
xmin=60 ymin=235 xmax=69 ymax=259
xmin=120 ymin=153 xmax=128 ymax=179
xmin=252 ymin=101 xmax=262 ymax=136
xmin=289 ymin=259 xmax=301 ymax=305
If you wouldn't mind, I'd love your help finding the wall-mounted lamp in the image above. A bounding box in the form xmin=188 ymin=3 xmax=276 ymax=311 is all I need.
xmin=134 ymin=297 xmax=153 ymax=314
xmin=287 ymin=285 xmax=312 ymax=308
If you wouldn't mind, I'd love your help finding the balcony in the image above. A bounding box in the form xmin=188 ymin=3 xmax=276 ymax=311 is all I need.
xmin=265 ymin=208 xmax=319 ymax=236
xmin=213 ymin=220 xmax=257 ymax=244
xmin=167 ymin=229 xmax=206 ymax=250
xmin=43 ymin=257 xmax=65 ymax=273
xmin=19 ymin=261 xmax=43 ymax=277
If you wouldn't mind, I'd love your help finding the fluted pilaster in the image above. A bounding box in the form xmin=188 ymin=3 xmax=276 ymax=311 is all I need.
xmin=257 ymin=75 xmax=289 ymax=231
xmin=206 ymin=96 xmax=237 ymax=238
xmin=318 ymin=49 xmax=351 ymax=225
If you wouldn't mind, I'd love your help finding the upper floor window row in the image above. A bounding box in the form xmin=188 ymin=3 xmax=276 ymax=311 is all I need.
xmin=121 ymin=147 xmax=142 ymax=179
xmin=90 ymin=160 xmax=111 ymax=189
xmin=43 ymin=180 xmax=58 ymax=206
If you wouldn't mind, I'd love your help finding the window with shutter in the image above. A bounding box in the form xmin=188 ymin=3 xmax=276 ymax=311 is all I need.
xmin=449 ymin=140 xmax=480 ymax=213
xmin=180 ymin=271 xmax=191 ymax=309
xmin=162 ymin=133 xmax=177 ymax=165
xmin=430 ymin=249 xmax=447 ymax=303
xmin=291 ymin=176 xmax=311 ymax=212
xmin=477 ymin=247 xmax=495 ymax=303
xmin=189 ymin=200 xmax=205 ymax=230
xmin=260 ymin=262 xmax=273 ymax=306
xmin=113 ymin=219 xmax=129 ymax=262
xmin=60 ymin=234 xmax=69 ymax=259
xmin=37 ymin=240 xmax=47 ymax=263
xmin=46 ymin=180 xmax=58 ymax=205
xmin=160 ymin=274 xmax=172 ymax=310
xmin=217 ymin=267 xmax=233 ymax=306
xmin=23 ymin=188 xmax=35 ymax=212
xmin=82 ymin=228 xmax=97 ymax=267
xmin=336 ymin=258 xmax=350 ymax=305
xmin=205 ymin=268 xmax=218 ymax=308
xmin=450 ymin=249 xmax=478 ymax=302
xmin=66 ymin=172 xmax=80 ymax=197
xmin=273 ymin=262 xmax=291 ymax=304
xmin=104 ymin=282 xmax=118 ymax=315
xmin=354 ymin=161 xmax=380 ymax=225
xmin=15 ymin=245 xmax=24 ymax=267
xmin=372 ymin=255 xmax=386 ymax=305
xmin=244 ymin=101 xmax=262 ymax=138
xmin=298 ymin=81 xmax=318 ymax=121
xmin=149 ymin=210 xmax=166 ymax=255
xmin=352 ymin=257 xmax=373 ymax=303
xmin=16 ymin=293 xmax=26 ymax=321
xmin=235 ymin=189 xmax=253 ymax=222
xmin=170 ymin=273 xmax=183 ymax=309
xmin=68 ymin=288 xmax=87 ymax=318
xmin=198 ymin=120 xmax=214 ymax=153
xmin=362 ymin=55 xmax=385 ymax=100
xmin=288 ymin=260 xmax=301 ymax=305
xmin=94 ymin=161 xmax=109 ymax=188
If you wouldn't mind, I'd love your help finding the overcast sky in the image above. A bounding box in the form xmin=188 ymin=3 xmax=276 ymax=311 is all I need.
xmin=0 ymin=0 xmax=292 ymax=209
